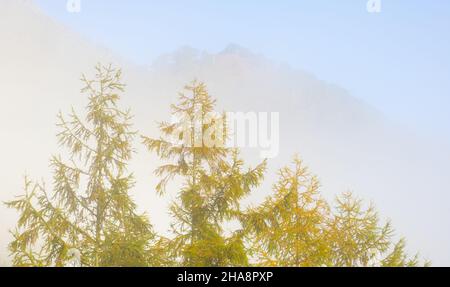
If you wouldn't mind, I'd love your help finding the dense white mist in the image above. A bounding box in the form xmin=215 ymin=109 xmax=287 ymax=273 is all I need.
xmin=1 ymin=0 xmax=449 ymax=265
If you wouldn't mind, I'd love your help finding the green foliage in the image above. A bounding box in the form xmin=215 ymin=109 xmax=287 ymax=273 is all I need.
xmin=143 ymin=81 xmax=266 ymax=266
xmin=242 ymin=159 xmax=427 ymax=267
xmin=5 ymin=64 xmax=156 ymax=266
xmin=242 ymin=157 xmax=330 ymax=266
xmin=5 ymin=67 xmax=427 ymax=267
xmin=327 ymin=193 xmax=428 ymax=267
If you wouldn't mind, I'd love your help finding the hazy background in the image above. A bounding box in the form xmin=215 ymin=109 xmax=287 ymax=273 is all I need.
xmin=1 ymin=0 xmax=449 ymax=265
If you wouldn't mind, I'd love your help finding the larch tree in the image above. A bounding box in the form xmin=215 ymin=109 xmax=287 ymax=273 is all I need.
xmin=326 ymin=192 xmax=428 ymax=267
xmin=5 ymin=64 xmax=158 ymax=267
xmin=4 ymin=66 xmax=428 ymax=267
xmin=242 ymin=157 xmax=330 ymax=266
xmin=242 ymin=156 xmax=428 ymax=267
xmin=143 ymin=81 xmax=266 ymax=266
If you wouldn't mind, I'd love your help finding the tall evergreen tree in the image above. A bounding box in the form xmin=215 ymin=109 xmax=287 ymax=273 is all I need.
xmin=6 ymin=64 xmax=156 ymax=267
xmin=5 ymin=68 xmax=428 ymax=267
xmin=243 ymin=156 xmax=427 ymax=267
xmin=242 ymin=157 xmax=330 ymax=266
xmin=327 ymin=192 xmax=428 ymax=267
xmin=143 ymin=81 xmax=266 ymax=266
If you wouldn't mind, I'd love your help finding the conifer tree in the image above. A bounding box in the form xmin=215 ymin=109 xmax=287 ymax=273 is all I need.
xmin=380 ymin=239 xmax=423 ymax=267
xmin=143 ymin=81 xmax=266 ymax=266
xmin=327 ymin=192 xmax=427 ymax=267
xmin=6 ymin=64 xmax=156 ymax=267
xmin=4 ymin=68 xmax=428 ymax=267
xmin=242 ymin=157 xmax=330 ymax=266
xmin=243 ymin=156 xmax=427 ymax=267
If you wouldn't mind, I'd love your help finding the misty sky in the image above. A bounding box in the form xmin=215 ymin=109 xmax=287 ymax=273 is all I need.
xmin=34 ymin=0 xmax=450 ymax=141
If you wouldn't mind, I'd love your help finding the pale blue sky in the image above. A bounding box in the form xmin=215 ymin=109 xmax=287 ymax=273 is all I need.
xmin=35 ymin=0 xmax=450 ymax=140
